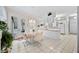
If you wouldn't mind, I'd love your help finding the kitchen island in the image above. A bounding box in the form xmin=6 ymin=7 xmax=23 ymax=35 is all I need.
xmin=43 ymin=28 xmax=60 ymax=40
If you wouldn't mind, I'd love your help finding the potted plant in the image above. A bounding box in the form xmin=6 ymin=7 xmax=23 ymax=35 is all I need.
xmin=0 ymin=21 xmax=7 ymax=52
xmin=0 ymin=21 xmax=7 ymax=30
xmin=0 ymin=21 xmax=7 ymax=40
xmin=1 ymin=31 xmax=13 ymax=53
xmin=0 ymin=20 xmax=13 ymax=53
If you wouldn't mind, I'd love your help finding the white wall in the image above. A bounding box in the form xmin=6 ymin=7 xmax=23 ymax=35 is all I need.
xmin=0 ymin=6 xmax=7 ymax=21
xmin=6 ymin=8 xmax=29 ymax=33
xmin=6 ymin=7 xmax=77 ymax=35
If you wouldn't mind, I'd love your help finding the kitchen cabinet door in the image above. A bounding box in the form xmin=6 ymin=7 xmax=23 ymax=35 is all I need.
xmin=58 ymin=23 xmax=65 ymax=34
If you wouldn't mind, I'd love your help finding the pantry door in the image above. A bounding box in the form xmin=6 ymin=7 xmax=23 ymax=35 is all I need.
xmin=69 ymin=17 xmax=77 ymax=34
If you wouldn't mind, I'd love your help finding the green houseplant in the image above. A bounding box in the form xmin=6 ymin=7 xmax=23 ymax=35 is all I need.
xmin=0 ymin=21 xmax=13 ymax=53
xmin=0 ymin=21 xmax=7 ymax=31
xmin=1 ymin=31 xmax=13 ymax=52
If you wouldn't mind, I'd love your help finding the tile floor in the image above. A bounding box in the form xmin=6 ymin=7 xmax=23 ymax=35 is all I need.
xmin=11 ymin=34 xmax=77 ymax=53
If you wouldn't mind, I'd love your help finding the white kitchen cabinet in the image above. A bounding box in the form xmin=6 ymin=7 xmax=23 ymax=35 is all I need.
xmin=56 ymin=17 xmax=66 ymax=34
xmin=58 ymin=22 xmax=65 ymax=34
xmin=57 ymin=20 xmax=66 ymax=34
xmin=43 ymin=29 xmax=60 ymax=40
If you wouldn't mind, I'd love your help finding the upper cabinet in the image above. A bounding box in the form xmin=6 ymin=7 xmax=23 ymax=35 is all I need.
xmin=0 ymin=6 xmax=7 ymax=21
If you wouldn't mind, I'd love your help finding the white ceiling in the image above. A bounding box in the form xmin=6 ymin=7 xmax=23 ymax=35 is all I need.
xmin=6 ymin=6 xmax=77 ymax=18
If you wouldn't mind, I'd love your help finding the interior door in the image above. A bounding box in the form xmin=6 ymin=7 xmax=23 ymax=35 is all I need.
xmin=70 ymin=18 xmax=77 ymax=34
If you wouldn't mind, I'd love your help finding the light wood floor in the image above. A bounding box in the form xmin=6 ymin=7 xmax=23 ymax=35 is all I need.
xmin=11 ymin=34 xmax=77 ymax=53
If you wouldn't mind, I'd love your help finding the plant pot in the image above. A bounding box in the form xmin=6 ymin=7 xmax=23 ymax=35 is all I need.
xmin=2 ymin=47 xmax=11 ymax=53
